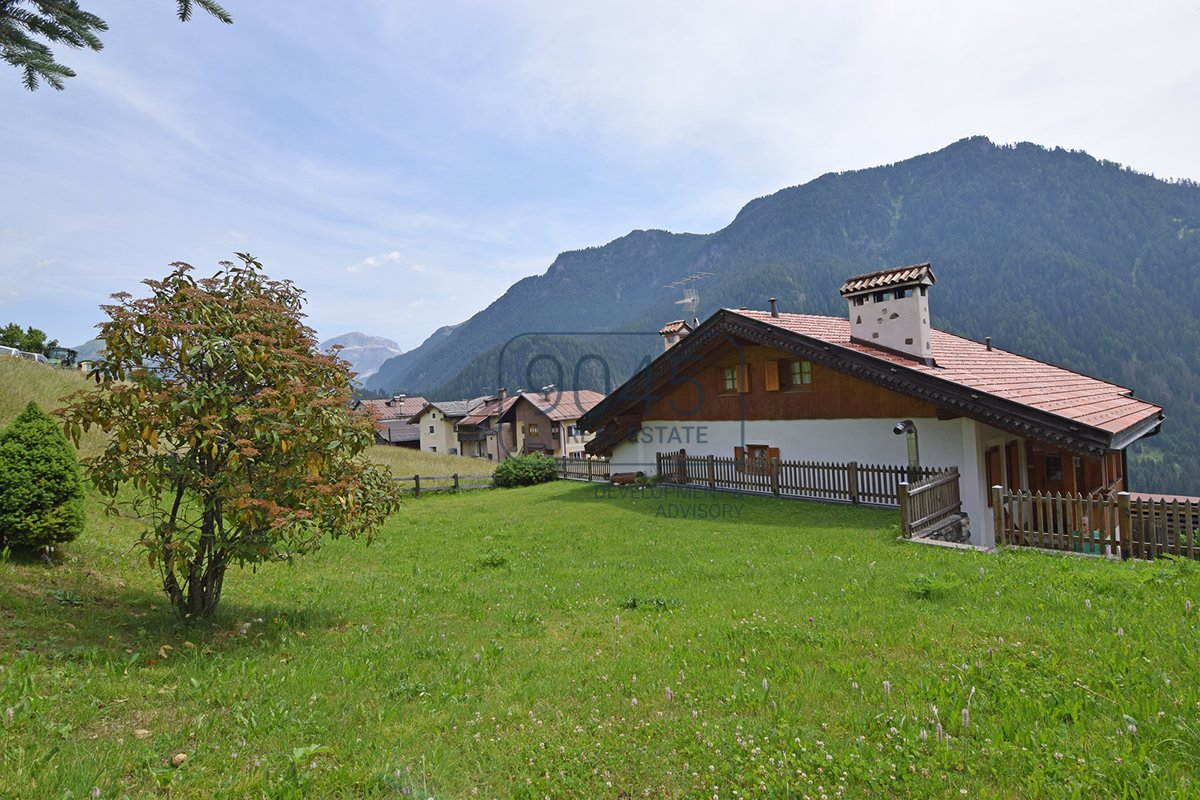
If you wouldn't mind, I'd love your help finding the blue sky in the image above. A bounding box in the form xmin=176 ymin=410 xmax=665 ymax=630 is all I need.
xmin=3 ymin=1 xmax=1198 ymax=351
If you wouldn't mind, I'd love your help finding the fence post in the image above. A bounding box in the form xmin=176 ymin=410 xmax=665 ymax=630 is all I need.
xmin=413 ymin=474 xmax=420 ymax=498
xmin=848 ymin=461 xmax=859 ymax=504
xmin=898 ymin=482 xmax=910 ymax=537
xmin=991 ymin=486 xmax=1003 ymax=545
xmin=453 ymin=473 xmax=460 ymax=492
xmin=678 ymin=448 xmax=688 ymax=484
xmin=1118 ymin=491 xmax=1132 ymax=560
xmin=587 ymin=458 xmax=593 ymax=482
xmin=707 ymin=454 xmax=715 ymax=489
xmin=770 ymin=458 xmax=780 ymax=496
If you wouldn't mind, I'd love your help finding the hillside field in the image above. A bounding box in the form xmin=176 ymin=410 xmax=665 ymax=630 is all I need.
xmin=1 ymin=358 xmax=1199 ymax=797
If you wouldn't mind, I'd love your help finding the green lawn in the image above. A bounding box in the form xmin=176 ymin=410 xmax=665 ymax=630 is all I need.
xmin=3 ymin=478 xmax=1198 ymax=798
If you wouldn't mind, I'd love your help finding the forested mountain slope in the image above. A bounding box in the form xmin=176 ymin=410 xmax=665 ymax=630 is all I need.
xmin=367 ymin=137 xmax=1200 ymax=494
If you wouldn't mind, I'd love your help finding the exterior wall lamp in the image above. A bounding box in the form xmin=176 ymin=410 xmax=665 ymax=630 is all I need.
xmin=894 ymin=419 xmax=920 ymax=480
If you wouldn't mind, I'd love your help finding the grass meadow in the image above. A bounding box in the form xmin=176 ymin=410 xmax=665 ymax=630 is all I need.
xmin=1 ymin=358 xmax=1199 ymax=798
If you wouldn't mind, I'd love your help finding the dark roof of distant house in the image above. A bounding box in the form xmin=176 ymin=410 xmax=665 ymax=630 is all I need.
xmin=410 ymin=396 xmax=489 ymax=422
xmin=374 ymin=419 xmax=420 ymax=444
xmin=581 ymin=306 xmax=1163 ymax=457
xmin=459 ymin=395 xmax=519 ymax=427
xmin=840 ymin=263 xmax=934 ymax=296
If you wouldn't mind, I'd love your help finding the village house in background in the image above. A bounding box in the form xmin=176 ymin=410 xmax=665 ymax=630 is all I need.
xmin=408 ymin=398 xmax=489 ymax=455
xmin=580 ymin=263 xmax=1165 ymax=549
xmin=405 ymin=388 xmax=607 ymax=461
xmin=352 ymin=394 xmax=427 ymax=448
xmin=454 ymin=392 xmax=519 ymax=459
xmin=506 ymin=387 xmax=606 ymax=458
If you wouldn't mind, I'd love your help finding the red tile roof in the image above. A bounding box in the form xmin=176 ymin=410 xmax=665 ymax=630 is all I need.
xmin=354 ymin=396 xmax=427 ymax=421
xmin=731 ymin=310 xmax=1162 ymax=436
xmin=840 ymin=263 xmax=934 ymax=295
xmin=520 ymin=389 xmax=606 ymax=421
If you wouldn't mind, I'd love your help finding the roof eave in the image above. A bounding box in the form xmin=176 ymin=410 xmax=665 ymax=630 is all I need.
xmin=1108 ymin=412 xmax=1165 ymax=451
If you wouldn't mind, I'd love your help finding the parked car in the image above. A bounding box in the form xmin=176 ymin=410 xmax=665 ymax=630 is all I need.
xmin=19 ymin=351 xmax=49 ymax=365
xmin=0 ymin=345 xmax=20 ymax=358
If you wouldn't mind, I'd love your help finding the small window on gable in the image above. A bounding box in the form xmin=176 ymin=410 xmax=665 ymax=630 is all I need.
xmin=893 ymin=287 xmax=912 ymax=299
xmin=852 ymin=296 xmax=866 ymax=306
xmin=872 ymin=291 xmax=887 ymax=303
xmin=528 ymin=423 xmax=539 ymax=436
xmin=788 ymin=360 xmax=812 ymax=386
xmin=722 ymin=366 xmax=739 ymax=393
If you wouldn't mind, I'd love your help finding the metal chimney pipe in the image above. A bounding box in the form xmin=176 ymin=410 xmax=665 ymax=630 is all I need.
xmin=985 ymin=337 xmax=992 ymax=351
xmin=769 ymin=298 xmax=779 ymax=318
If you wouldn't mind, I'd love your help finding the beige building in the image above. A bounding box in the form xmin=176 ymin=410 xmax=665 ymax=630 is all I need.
xmin=409 ymin=398 xmax=487 ymax=455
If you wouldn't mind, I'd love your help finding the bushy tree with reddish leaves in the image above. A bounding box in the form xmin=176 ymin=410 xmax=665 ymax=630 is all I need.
xmin=59 ymin=255 xmax=400 ymax=618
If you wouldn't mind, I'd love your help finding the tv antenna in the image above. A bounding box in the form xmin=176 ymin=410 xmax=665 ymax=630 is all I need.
xmin=665 ymin=272 xmax=713 ymax=325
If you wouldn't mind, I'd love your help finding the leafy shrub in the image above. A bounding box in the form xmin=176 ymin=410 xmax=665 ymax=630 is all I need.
xmin=0 ymin=401 xmax=84 ymax=549
xmin=493 ymin=453 xmax=558 ymax=488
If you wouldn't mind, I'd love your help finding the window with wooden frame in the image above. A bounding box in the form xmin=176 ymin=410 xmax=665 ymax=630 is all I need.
xmin=766 ymin=359 xmax=812 ymax=391
xmin=1044 ymin=455 xmax=1063 ymax=482
xmin=528 ymin=423 xmax=540 ymax=436
xmin=735 ymin=444 xmax=779 ymax=474
xmin=788 ymin=360 xmax=812 ymax=387
xmin=720 ymin=364 xmax=748 ymax=394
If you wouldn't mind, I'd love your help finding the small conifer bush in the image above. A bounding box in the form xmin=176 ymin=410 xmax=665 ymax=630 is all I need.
xmin=493 ymin=453 xmax=558 ymax=488
xmin=0 ymin=401 xmax=85 ymax=549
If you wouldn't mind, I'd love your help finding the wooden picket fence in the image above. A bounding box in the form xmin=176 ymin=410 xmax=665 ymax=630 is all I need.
xmin=391 ymin=473 xmax=493 ymax=496
xmin=556 ymin=457 xmax=612 ymax=482
xmin=992 ymin=487 xmax=1200 ymax=561
xmin=899 ymin=467 xmax=963 ymax=539
xmin=654 ymin=449 xmax=942 ymax=506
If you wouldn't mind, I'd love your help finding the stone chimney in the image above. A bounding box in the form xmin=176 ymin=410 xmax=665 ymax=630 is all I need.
xmin=839 ymin=263 xmax=936 ymax=364
xmin=658 ymin=320 xmax=693 ymax=352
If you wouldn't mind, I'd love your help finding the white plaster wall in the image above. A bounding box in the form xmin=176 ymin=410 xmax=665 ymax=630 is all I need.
xmin=611 ymin=417 xmax=997 ymax=548
xmin=419 ymin=412 xmax=459 ymax=454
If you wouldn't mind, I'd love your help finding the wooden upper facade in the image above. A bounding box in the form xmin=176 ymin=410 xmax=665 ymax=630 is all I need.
xmin=581 ymin=306 xmax=1164 ymax=462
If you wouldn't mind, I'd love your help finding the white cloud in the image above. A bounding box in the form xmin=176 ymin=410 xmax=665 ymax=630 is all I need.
xmin=346 ymin=251 xmax=403 ymax=273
